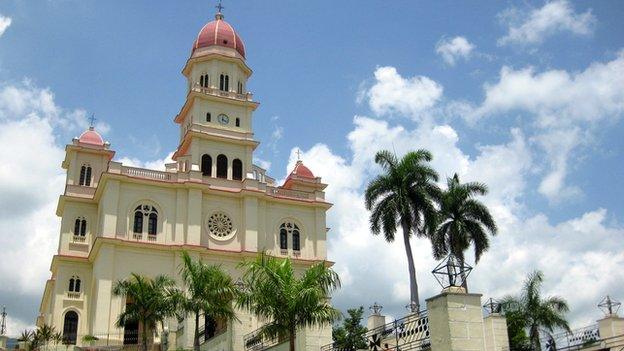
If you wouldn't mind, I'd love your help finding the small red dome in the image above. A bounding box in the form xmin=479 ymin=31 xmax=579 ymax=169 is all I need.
xmin=290 ymin=161 xmax=315 ymax=179
xmin=193 ymin=13 xmax=245 ymax=58
xmin=78 ymin=127 xmax=104 ymax=146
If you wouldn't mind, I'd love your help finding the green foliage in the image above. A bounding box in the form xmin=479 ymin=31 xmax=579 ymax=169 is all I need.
xmin=112 ymin=273 xmax=179 ymax=351
xmin=431 ymin=173 xmax=497 ymax=263
xmin=501 ymin=270 xmax=571 ymax=351
xmin=178 ymin=251 xmax=237 ymax=351
xmin=332 ymin=306 xmax=367 ymax=350
xmin=365 ymin=149 xmax=441 ymax=311
xmin=81 ymin=334 xmax=99 ymax=344
xmin=238 ymin=252 xmax=341 ymax=351
xmin=17 ymin=330 xmax=34 ymax=342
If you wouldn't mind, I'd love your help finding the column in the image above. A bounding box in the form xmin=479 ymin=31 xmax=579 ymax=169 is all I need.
xmin=186 ymin=188 xmax=202 ymax=245
xmin=426 ymin=291 xmax=485 ymax=351
xmin=243 ymin=197 xmax=258 ymax=251
xmin=483 ymin=313 xmax=510 ymax=351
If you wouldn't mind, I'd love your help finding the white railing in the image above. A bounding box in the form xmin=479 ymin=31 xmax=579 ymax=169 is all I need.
xmin=72 ymin=235 xmax=86 ymax=243
xmin=122 ymin=166 xmax=172 ymax=181
xmin=132 ymin=233 xmax=143 ymax=240
xmin=147 ymin=235 xmax=157 ymax=242
xmin=191 ymin=84 xmax=254 ymax=102
xmin=266 ymin=187 xmax=312 ymax=200
xmin=66 ymin=291 xmax=82 ymax=299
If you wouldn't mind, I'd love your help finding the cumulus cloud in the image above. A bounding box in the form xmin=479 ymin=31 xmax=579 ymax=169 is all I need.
xmin=0 ymin=14 xmax=11 ymax=38
xmin=435 ymin=36 xmax=475 ymax=66
xmin=287 ymin=113 xmax=623 ymax=329
xmin=117 ymin=152 xmax=175 ymax=171
xmin=0 ymin=82 xmax=70 ymax=335
xmin=467 ymin=50 xmax=624 ymax=201
xmin=365 ymin=66 xmax=443 ymax=119
xmin=498 ymin=0 xmax=595 ymax=46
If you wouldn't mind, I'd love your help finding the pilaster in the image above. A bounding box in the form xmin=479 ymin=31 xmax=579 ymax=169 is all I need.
xmin=243 ymin=197 xmax=258 ymax=251
xmin=426 ymin=291 xmax=485 ymax=351
xmin=483 ymin=313 xmax=510 ymax=351
xmin=186 ymin=188 xmax=202 ymax=245
xmin=99 ymin=179 xmax=120 ymax=237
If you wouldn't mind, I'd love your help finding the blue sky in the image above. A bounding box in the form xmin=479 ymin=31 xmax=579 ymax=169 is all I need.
xmin=1 ymin=0 xmax=624 ymax=335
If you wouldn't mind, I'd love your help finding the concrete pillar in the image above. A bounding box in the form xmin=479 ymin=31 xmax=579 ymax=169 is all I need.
xmin=367 ymin=312 xmax=386 ymax=331
xmin=597 ymin=314 xmax=624 ymax=343
xmin=0 ymin=335 xmax=8 ymax=351
xmin=426 ymin=291 xmax=485 ymax=351
xmin=483 ymin=313 xmax=510 ymax=351
xmin=186 ymin=188 xmax=202 ymax=245
xmin=243 ymin=197 xmax=258 ymax=251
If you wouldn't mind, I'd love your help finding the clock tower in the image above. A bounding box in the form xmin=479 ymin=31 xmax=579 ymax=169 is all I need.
xmin=173 ymin=9 xmax=259 ymax=181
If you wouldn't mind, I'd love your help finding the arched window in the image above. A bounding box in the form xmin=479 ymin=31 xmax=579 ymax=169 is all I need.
xmin=74 ymin=217 xmax=87 ymax=236
xmin=133 ymin=210 xmax=143 ymax=234
xmin=292 ymin=227 xmax=301 ymax=251
xmin=280 ymin=222 xmax=301 ymax=252
xmin=232 ymin=159 xmax=243 ymax=181
xmin=204 ymin=74 xmax=209 ymax=87
xmin=62 ymin=311 xmax=79 ymax=345
xmin=201 ymin=154 xmax=212 ymax=176
xmin=200 ymin=74 xmax=209 ymax=88
xmin=79 ymin=165 xmax=92 ymax=186
xmin=148 ymin=212 xmax=157 ymax=235
xmin=235 ymin=118 xmax=240 ymax=127
xmin=133 ymin=205 xmax=158 ymax=236
xmin=279 ymin=226 xmax=287 ymax=250
xmin=216 ymin=154 xmax=228 ymax=179
xmin=69 ymin=276 xmax=81 ymax=292
xmin=225 ymin=75 xmax=229 ymax=91
xmin=206 ymin=112 xmax=212 ymax=122
xmin=237 ymin=81 xmax=243 ymax=94
xmin=200 ymin=75 xmax=204 ymax=87
xmin=219 ymin=74 xmax=225 ymax=91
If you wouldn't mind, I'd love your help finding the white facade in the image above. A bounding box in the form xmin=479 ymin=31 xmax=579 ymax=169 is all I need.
xmin=37 ymin=11 xmax=333 ymax=351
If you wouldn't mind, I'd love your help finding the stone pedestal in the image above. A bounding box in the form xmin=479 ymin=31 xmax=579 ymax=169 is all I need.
xmin=483 ymin=313 xmax=510 ymax=351
xmin=367 ymin=313 xmax=386 ymax=331
xmin=598 ymin=314 xmax=624 ymax=342
xmin=0 ymin=335 xmax=8 ymax=351
xmin=426 ymin=291 xmax=485 ymax=351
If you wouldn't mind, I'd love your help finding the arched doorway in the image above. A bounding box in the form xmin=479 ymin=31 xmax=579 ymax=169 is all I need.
xmin=62 ymin=311 xmax=79 ymax=345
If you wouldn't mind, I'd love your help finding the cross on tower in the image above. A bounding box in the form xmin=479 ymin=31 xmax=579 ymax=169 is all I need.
xmin=88 ymin=114 xmax=97 ymax=128
xmin=295 ymin=149 xmax=302 ymax=161
xmin=215 ymin=0 xmax=224 ymax=14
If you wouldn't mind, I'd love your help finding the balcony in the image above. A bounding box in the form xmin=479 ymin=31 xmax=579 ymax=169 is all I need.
xmin=121 ymin=166 xmax=174 ymax=181
xmin=191 ymin=84 xmax=254 ymax=102
xmin=66 ymin=291 xmax=82 ymax=300
xmin=266 ymin=187 xmax=314 ymax=201
xmin=147 ymin=234 xmax=157 ymax=242
xmin=64 ymin=184 xmax=96 ymax=199
xmin=72 ymin=235 xmax=86 ymax=243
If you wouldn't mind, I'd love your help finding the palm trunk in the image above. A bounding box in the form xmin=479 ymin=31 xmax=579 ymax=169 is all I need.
xmin=401 ymin=221 xmax=420 ymax=312
xmin=530 ymin=325 xmax=541 ymax=351
xmin=289 ymin=328 xmax=296 ymax=351
xmin=194 ymin=311 xmax=200 ymax=351
xmin=141 ymin=320 xmax=148 ymax=351
xmin=458 ymin=255 xmax=468 ymax=292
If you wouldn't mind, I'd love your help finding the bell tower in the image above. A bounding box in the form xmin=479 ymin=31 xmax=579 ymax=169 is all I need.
xmin=173 ymin=8 xmax=259 ymax=180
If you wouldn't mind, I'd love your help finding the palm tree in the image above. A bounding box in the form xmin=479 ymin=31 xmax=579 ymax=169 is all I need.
xmin=35 ymin=324 xmax=56 ymax=350
xmin=178 ymin=251 xmax=237 ymax=351
xmin=52 ymin=332 xmax=63 ymax=348
xmin=112 ymin=273 xmax=178 ymax=351
xmin=365 ymin=149 xmax=440 ymax=311
xmin=431 ymin=173 xmax=497 ymax=289
xmin=501 ymin=270 xmax=571 ymax=350
xmin=238 ymin=252 xmax=341 ymax=351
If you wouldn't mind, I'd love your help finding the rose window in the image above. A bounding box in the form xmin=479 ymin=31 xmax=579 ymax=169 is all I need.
xmin=208 ymin=212 xmax=233 ymax=239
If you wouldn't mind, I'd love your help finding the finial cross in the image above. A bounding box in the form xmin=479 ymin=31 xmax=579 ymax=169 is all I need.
xmin=216 ymin=0 xmax=224 ymax=13
xmin=296 ymin=149 xmax=302 ymax=161
xmin=88 ymin=113 xmax=97 ymax=127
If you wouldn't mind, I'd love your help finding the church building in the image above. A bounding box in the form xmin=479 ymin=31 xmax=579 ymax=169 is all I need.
xmin=36 ymin=8 xmax=333 ymax=351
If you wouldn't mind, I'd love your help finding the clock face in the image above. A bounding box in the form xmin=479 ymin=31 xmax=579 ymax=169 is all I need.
xmin=218 ymin=114 xmax=229 ymax=125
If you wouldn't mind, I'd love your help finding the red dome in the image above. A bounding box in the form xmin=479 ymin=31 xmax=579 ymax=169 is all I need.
xmin=289 ymin=161 xmax=315 ymax=179
xmin=78 ymin=127 xmax=104 ymax=146
xmin=193 ymin=13 xmax=245 ymax=58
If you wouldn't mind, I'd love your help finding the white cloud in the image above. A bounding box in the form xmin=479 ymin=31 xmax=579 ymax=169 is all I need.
xmin=366 ymin=66 xmax=443 ymax=119
xmin=117 ymin=152 xmax=175 ymax=171
xmin=0 ymin=15 xmax=11 ymax=38
xmin=288 ymin=113 xmax=623 ymax=328
xmin=436 ymin=36 xmax=475 ymax=66
xmin=498 ymin=0 xmax=595 ymax=46
xmin=0 ymin=83 xmax=68 ymax=333
xmin=467 ymin=50 xmax=624 ymax=201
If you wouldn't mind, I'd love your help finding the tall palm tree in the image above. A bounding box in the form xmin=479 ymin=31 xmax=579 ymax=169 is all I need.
xmin=178 ymin=251 xmax=237 ymax=351
xmin=365 ymin=149 xmax=440 ymax=312
xmin=431 ymin=173 xmax=497 ymax=289
xmin=238 ymin=253 xmax=341 ymax=351
xmin=112 ymin=273 xmax=178 ymax=351
xmin=501 ymin=270 xmax=571 ymax=350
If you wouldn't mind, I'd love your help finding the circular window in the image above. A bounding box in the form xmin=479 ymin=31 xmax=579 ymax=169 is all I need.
xmin=207 ymin=212 xmax=234 ymax=240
